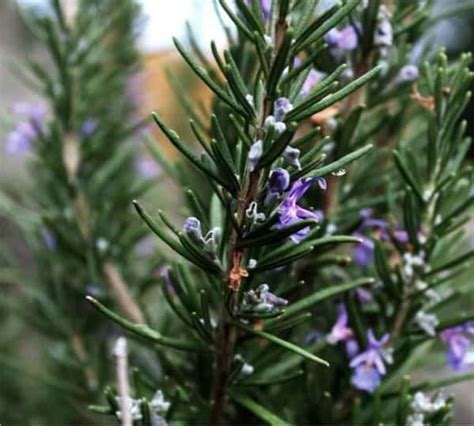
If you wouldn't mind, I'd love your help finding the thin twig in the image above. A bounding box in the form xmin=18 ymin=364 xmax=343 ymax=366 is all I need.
xmin=103 ymin=262 xmax=145 ymax=324
xmin=114 ymin=337 xmax=132 ymax=426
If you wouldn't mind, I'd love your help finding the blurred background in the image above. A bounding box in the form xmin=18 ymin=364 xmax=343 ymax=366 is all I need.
xmin=2 ymin=0 xmax=473 ymax=181
xmin=1 ymin=0 xmax=473 ymax=423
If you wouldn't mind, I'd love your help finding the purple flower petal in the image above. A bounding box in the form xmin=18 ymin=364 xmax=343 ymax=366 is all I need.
xmin=327 ymin=304 xmax=353 ymax=344
xmin=352 ymin=233 xmax=375 ymax=268
xmin=325 ymin=26 xmax=358 ymax=51
xmin=135 ymin=157 xmax=161 ymax=179
xmin=276 ymin=177 xmax=326 ymax=243
xmin=349 ymin=330 xmax=391 ymax=392
xmin=351 ymin=365 xmax=381 ymax=393
xmin=440 ymin=325 xmax=473 ymax=370
xmin=80 ymin=118 xmax=98 ymax=136
xmin=301 ymin=69 xmax=326 ymax=97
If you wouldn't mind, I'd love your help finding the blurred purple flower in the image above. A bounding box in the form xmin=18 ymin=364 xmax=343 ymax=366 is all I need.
xmin=5 ymin=123 xmax=35 ymax=155
xmin=135 ymin=156 xmax=161 ymax=179
xmin=10 ymin=102 xmax=46 ymax=124
xmin=325 ymin=26 xmax=358 ymax=51
xmin=301 ymin=69 xmax=326 ymax=97
xmin=327 ymin=304 xmax=353 ymax=345
xmin=356 ymin=287 xmax=373 ymax=304
xmin=440 ymin=322 xmax=474 ymax=370
xmin=5 ymin=102 xmax=46 ymax=156
xmin=276 ymin=177 xmax=326 ymax=243
xmin=393 ymin=228 xmax=409 ymax=244
xmin=351 ymin=366 xmax=382 ymax=393
xmin=350 ymin=330 xmax=391 ymax=393
xmin=352 ymin=209 xmax=409 ymax=269
xmin=80 ymin=118 xmax=98 ymax=137
xmin=352 ymin=232 xmax=375 ymax=268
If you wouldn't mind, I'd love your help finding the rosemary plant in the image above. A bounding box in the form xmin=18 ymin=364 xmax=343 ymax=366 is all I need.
xmin=1 ymin=0 xmax=149 ymax=423
xmin=2 ymin=0 xmax=473 ymax=425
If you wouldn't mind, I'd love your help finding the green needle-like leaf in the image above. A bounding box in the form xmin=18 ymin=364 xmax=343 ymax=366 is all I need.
xmin=307 ymin=144 xmax=373 ymax=178
xmin=230 ymin=392 xmax=291 ymax=426
xmin=86 ymin=296 xmax=209 ymax=352
xmin=237 ymin=219 xmax=318 ymax=248
xmin=290 ymin=67 xmax=381 ymax=122
xmin=173 ymin=37 xmax=249 ymax=118
xmin=234 ymin=322 xmax=329 ymax=366
xmin=266 ymin=277 xmax=375 ymax=324
xmin=152 ymin=112 xmax=234 ymax=192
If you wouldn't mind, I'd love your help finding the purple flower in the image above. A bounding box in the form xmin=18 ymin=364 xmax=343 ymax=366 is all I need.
xmin=135 ymin=156 xmax=161 ymax=179
xmin=5 ymin=102 xmax=46 ymax=156
xmin=276 ymin=177 xmax=326 ymax=243
xmin=397 ymin=65 xmax=419 ymax=83
xmin=301 ymin=69 xmax=326 ymax=97
xmin=269 ymin=168 xmax=290 ymax=194
xmin=5 ymin=123 xmax=36 ymax=155
xmin=260 ymin=0 xmax=272 ymax=21
xmin=351 ymin=209 xmax=409 ymax=270
xmin=273 ymin=97 xmax=293 ymax=122
xmin=440 ymin=323 xmax=474 ymax=370
xmin=327 ymin=304 xmax=353 ymax=344
xmin=183 ymin=217 xmax=204 ymax=243
xmin=283 ymin=146 xmax=301 ymax=169
xmin=80 ymin=118 xmax=98 ymax=136
xmin=352 ymin=232 xmax=375 ymax=268
xmin=392 ymin=228 xmax=409 ymax=244
xmin=350 ymin=330 xmax=391 ymax=393
xmin=356 ymin=287 xmax=373 ymax=304
xmin=351 ymin=366 xmax=382 ymax=393
xmin=325 ymin=26 xmax=358 ymax=51
xmin=10 ymin=102 xmax=46 ymax=124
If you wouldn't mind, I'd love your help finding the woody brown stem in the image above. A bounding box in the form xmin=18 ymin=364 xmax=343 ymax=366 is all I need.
xmin=210 ymin=171 xmax=261 ymax=425
xmin=103 ymin=262 xmax=145 ymax=324
xmin=210 ymin=11 xmax=287 ymax=421
xmin=388 ymin=297 xmax=410 ymax=345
